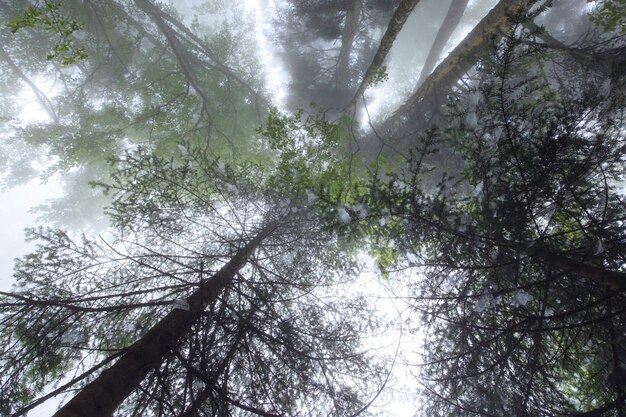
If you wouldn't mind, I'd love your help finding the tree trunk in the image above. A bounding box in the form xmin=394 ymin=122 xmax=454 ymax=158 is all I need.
xmin=345 ymin=0 xmax=422 ymax=110
xmin=52 ymin=222 xmax=277 ymax=417
xmin=415 ymin=0 xmax=468 ymax=88
xmin=335 ymin=0 xmax=363 ymax=87
xmin=379 ymin=0 xmax=541 ymax=134
xmin=526 ymin=245 xmax=626 ymax=290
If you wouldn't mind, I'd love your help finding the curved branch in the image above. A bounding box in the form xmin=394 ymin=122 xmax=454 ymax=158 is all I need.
xmin=0 ymin=44 xmax=59 ymax=123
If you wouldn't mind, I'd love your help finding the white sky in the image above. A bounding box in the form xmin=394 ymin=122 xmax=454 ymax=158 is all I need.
xmin=0 ymin=178 xmax=62 ymax=291
xmin=0 ymin=70 xmax=64 ymax=292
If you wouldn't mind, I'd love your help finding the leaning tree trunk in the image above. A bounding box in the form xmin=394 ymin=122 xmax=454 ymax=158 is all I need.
xmin=52 ymin=222 xmax=277 ymax=417
xmin=335 ymin=0 xmax=363 ymax=87
xmin=345 ymin=0 xmax=422 ymax=110
xmin=379 ymin=0 xmax=541 ymax=134
xmin=415 ymin=0 xmax=468 ymax=88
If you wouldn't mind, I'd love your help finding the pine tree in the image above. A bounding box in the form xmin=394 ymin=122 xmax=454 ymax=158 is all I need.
xmin=0 ymin=114 xmax=384 ymax=416
xmin=355 ymin=20 xmax=626 ymax=416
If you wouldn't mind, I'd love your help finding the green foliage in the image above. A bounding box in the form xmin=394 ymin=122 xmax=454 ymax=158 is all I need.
xmin=589 ymin=0 xmax=626 ymax=34
xmin=362 ymin=22 xmax=626 ymax=417
xmin=369 ymin=65 xmax=389 ymax=87
xmin=7 ymin=0 xmax=87 ymax=64
xmin=369 ymin=246 xmax=398 ymax=280
xmin=2 ymin=1 xmax=625 ymax=415
xmin=0 ymin=0 xmax=268 ymax=226
xmin=257 ymin=107 xmax=366 ymax=208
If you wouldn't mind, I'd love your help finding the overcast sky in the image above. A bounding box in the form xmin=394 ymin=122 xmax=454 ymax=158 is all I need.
xmin=0 ymin=176 xmax=61 ymax=291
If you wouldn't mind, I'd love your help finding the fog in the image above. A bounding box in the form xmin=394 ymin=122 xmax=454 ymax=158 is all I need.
xmin=0 ymin=1 xmax=623 ymax=416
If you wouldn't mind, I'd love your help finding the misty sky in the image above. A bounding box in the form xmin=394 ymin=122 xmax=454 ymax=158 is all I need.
xmin=0 ymin=0 xmax=508 ymax=291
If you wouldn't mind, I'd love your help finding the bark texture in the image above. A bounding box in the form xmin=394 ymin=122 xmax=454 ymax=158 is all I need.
xmin=52 ymin=222 xmax=277 ymax=417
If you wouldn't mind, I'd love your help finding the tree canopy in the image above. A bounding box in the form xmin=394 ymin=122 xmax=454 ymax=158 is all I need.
xmin=355 ymin=22 xmax=626 ymax=415
xmin=0 ymin=0 xmax=625 ymax=416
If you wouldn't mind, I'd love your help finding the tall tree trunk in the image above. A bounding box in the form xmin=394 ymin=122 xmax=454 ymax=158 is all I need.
xmin=335 ymin=0 xmax=363 ymax=87
xmin=345 ymin=0 xmax=422 ymax=110
xmin=379 ymin=0 xmax=541 ymax=134
xmin=52 ymin=222 xmax=277 ymax=417
xmin=415 ymin=0 xmax=468 ymax=87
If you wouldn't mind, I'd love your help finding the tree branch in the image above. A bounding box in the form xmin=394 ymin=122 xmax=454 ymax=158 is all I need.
xmin=379 ymin=0 xmax=542 ymax=133
xmin=345 ymin=0 xmax=422 ymax=110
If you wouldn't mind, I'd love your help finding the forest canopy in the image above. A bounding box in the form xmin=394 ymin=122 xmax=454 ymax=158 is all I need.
xmin=0 ymin=0 xmax=624 ymax=416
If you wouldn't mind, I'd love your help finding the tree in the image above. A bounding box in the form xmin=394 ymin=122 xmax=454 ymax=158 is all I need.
xmin=274 ymin=0 xmax=400 ymax=109
xmin=0 ymin=111 xmax=387 ymax=416
xmin=351 ymin=20 xmax=626 ymax=416
xmin=0 ymin=0 xmax=266 ymax=228
xmin=377 ymin=0 xmax=543 ymax=136
xmin=52 ymin=220 xmax=277 ymax=417
xmin=3 ymin=2 xmax=626 ymax=416
xmin=349 ymin=0 xmax=547 ymax=172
